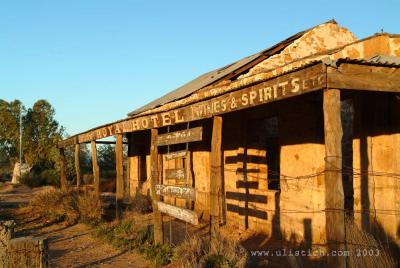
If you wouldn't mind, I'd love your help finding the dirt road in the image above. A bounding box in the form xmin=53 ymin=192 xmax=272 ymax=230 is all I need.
xmin=0 ymin=183 xmax=151 ymax=268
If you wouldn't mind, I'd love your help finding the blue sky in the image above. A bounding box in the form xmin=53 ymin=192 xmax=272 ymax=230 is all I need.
xmin=1 ymin=0 xmax=399 ymax=137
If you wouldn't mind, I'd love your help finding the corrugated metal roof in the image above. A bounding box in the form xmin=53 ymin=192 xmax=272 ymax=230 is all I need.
xmin=127 ymin=20 xmax=338 ymax=117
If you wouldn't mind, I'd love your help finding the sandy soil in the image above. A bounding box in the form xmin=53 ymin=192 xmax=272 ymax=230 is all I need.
xmin=0 ymin=183 xmax=151 ymax=268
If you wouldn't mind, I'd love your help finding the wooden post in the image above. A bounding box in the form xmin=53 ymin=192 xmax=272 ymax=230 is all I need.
xmin=323 ymin=89 xmax=346 ymax=268
xmin=150 ymin=129 xmax=164 ymax=244
xmin=91 ymin=141 xmax=100 ymax=199
xmin=59 ymin=148 xmax=67 ymax=191
xmin=210 ymin=116 xmax=223 ymax=236
xmin=74 ymin=143 xmax=81 ymax=189
xmin=115 ymin=134 xmax=124 ymax=219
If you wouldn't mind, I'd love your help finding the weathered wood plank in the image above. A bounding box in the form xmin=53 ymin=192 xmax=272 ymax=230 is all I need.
xmin=210 ymin=116 xmax=223 ymax=235
xmin=69 ymin=63 xmax=326 ymax=144
xmin=165 ymin=168 xmax=186 ymax=180
xmin=156 ymin=127 xmax=203 ymax=146
xmin=74 ymin=143 xmax=81 ymax=188
xmin=59 ymin=148 xmax=67 ymax=191
xmin=155 ymin=184 xmax=195 ymax=200
xmin=327 ymin=64 xmax=400 ymax=92
xmin=91 ymin=141 xmax=100 ymax=199
xmin=164 ymin=150 xmax=187 ymax=160
xmin=150 ymin=129 xmax=164 ymax=244
xmin=157 ymin=201 xmax=199 ymax=225
xmin=57 ymin=137 xmax=76 ymax=148
xmin=115 ymin=134 xmax=124 ymax=219
xmin=323 ymin=89 xmax=346 ymax=268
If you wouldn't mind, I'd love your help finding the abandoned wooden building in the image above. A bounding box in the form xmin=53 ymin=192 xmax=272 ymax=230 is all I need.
xmin=58 ymin=20 xmax=400 ymax=266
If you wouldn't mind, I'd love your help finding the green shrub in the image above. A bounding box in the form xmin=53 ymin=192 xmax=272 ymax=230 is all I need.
xmin=92 ymin=219 xmax=153 ymax=251
xmin=20 ymin=168 xmax=59 ymax=187
xmin=40 ymin=169 xmax=59 ymax=186
xmin=92 ymin=219 xmax=172 ymax=267
xmin=143 ymin=243 xmax=173 ymax=267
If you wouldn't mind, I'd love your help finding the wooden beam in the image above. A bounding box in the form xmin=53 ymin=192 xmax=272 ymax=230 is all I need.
xmin=57 ymin=137 xmax=76 ymax=148
xmin=85 ymin=141 xmax=128 ymax=145
xmin=74 ymin=143 xmax=81 ymax=188
xmin=210 ymin=116 xmax=223 ymax=235
xmin=323 ymin=89 xmax=346 ymax=268
xmin=59 ymin=148 xmax=67 ymax=191
xmin=70 ymin=63 xmax=326 ymax=144
xmin=150 ymin=129 xmax=164 ymax=244
xmin=157 ymin=201 xmax=198 ymax=225
xmin=155 ymin=184 xmax=195 ymax=200
xmin=156 ymin=127 xmax=203 ymax=146
xmin=327 ymin=64 xmax=400 ymax=92
xmin=91 ymin=141 xmax=100 ymax=199
xmin=115 ymin=134 xmax=124 ymax=219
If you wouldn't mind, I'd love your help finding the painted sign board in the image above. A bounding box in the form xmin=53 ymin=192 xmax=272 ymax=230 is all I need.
xmin=155 ymin=184 xmax=195 ymax=200
xmin=156 ymin=127 xmax=203 ymax=146
xmin=157 ymin=201 xmax=199 ymax=225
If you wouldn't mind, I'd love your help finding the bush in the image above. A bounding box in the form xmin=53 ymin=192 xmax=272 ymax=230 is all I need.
xmin=29 ymin=188 xmax=102 ymax=225
xmin=20 ymin=168 xmax=59 ymax=188
xmin=29 ymin=188 xmax=79 ymax=224
xmin=142 ymin=243 xmax=173 ymax=267
xmin=92 ymin=219 xmax=153 ymax=251
xmin=128 ymin=193 xmax=153 ymax=214
xmin=172 ymin=235 xmax=207 ymax=268
xmin=92 ymin=218 xmax=172 ymax=267
xmin=77 ymin=191 xmax=103 ymax=225
xmin=172 ymin=232 xmax=248 ymax=268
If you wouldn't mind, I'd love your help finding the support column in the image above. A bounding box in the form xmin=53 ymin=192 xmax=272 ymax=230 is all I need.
xmin=74 ymin=143 xmax=81 ymax=189
xmin=210 ymin=116 xmax=223 ymax=236
xmin=323 ymin=89 xmax=346 ymax=268
xmin=115 ymin=134 xmax=124 ymax=219
xmin=91 ymin=141 xmax=100 ymax=199
xmin=150 ymin=129 xmax=164 ymax=244
xmin=59 ymin=148 xmax=67 ymax=191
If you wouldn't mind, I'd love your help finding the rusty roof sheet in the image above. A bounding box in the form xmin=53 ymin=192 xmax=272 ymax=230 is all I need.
xmin=127 ymin=20 xmax=338 ymax=117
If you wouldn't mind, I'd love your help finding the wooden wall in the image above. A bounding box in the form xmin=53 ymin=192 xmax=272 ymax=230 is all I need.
xmin=126 ymin=90 xmax=400 ymax=248
xmin=352 ymin=92 xmax=400 ymax=246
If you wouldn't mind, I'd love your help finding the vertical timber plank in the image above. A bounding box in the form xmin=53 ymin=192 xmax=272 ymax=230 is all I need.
xmin=59 ymin=148 xmax=67 ymax=191
xmin=115 ymin=134 xmax=124 ymax=219
xmin=210 ymin=116 xmax=223 ymax=236
xmin=74 ymin=143 xmax=81 ymax=188
xmin=323 ymin=89 xmax=346 ymax=268
xmin=151 ymin=129 xmax=164 ymax=244
xmin=91 ymin=141 xmax=100 ymax=199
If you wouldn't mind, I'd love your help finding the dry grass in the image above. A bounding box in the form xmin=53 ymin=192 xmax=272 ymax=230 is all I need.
xmin=345 ymin=217 xmax=396 ymax=268
xmin=77 ymin=191 xmax=103 ymax=225
xmin=28 ymin=188 xmax=102 ymax=225
xmin=172 ymin=232 xmax=248 ymax=268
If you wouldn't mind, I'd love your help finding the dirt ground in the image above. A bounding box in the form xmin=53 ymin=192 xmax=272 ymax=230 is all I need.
xmin=0 ymin=183 xmax=151 ymax=268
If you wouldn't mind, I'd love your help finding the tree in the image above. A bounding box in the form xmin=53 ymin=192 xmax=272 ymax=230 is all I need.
xmin=23 ymin=100 xmax=64 ymax=168
xmin=97 ymin=144 xmax=116 ymax=175
xmin=0 ymin=100 xmax=25 ymax=163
